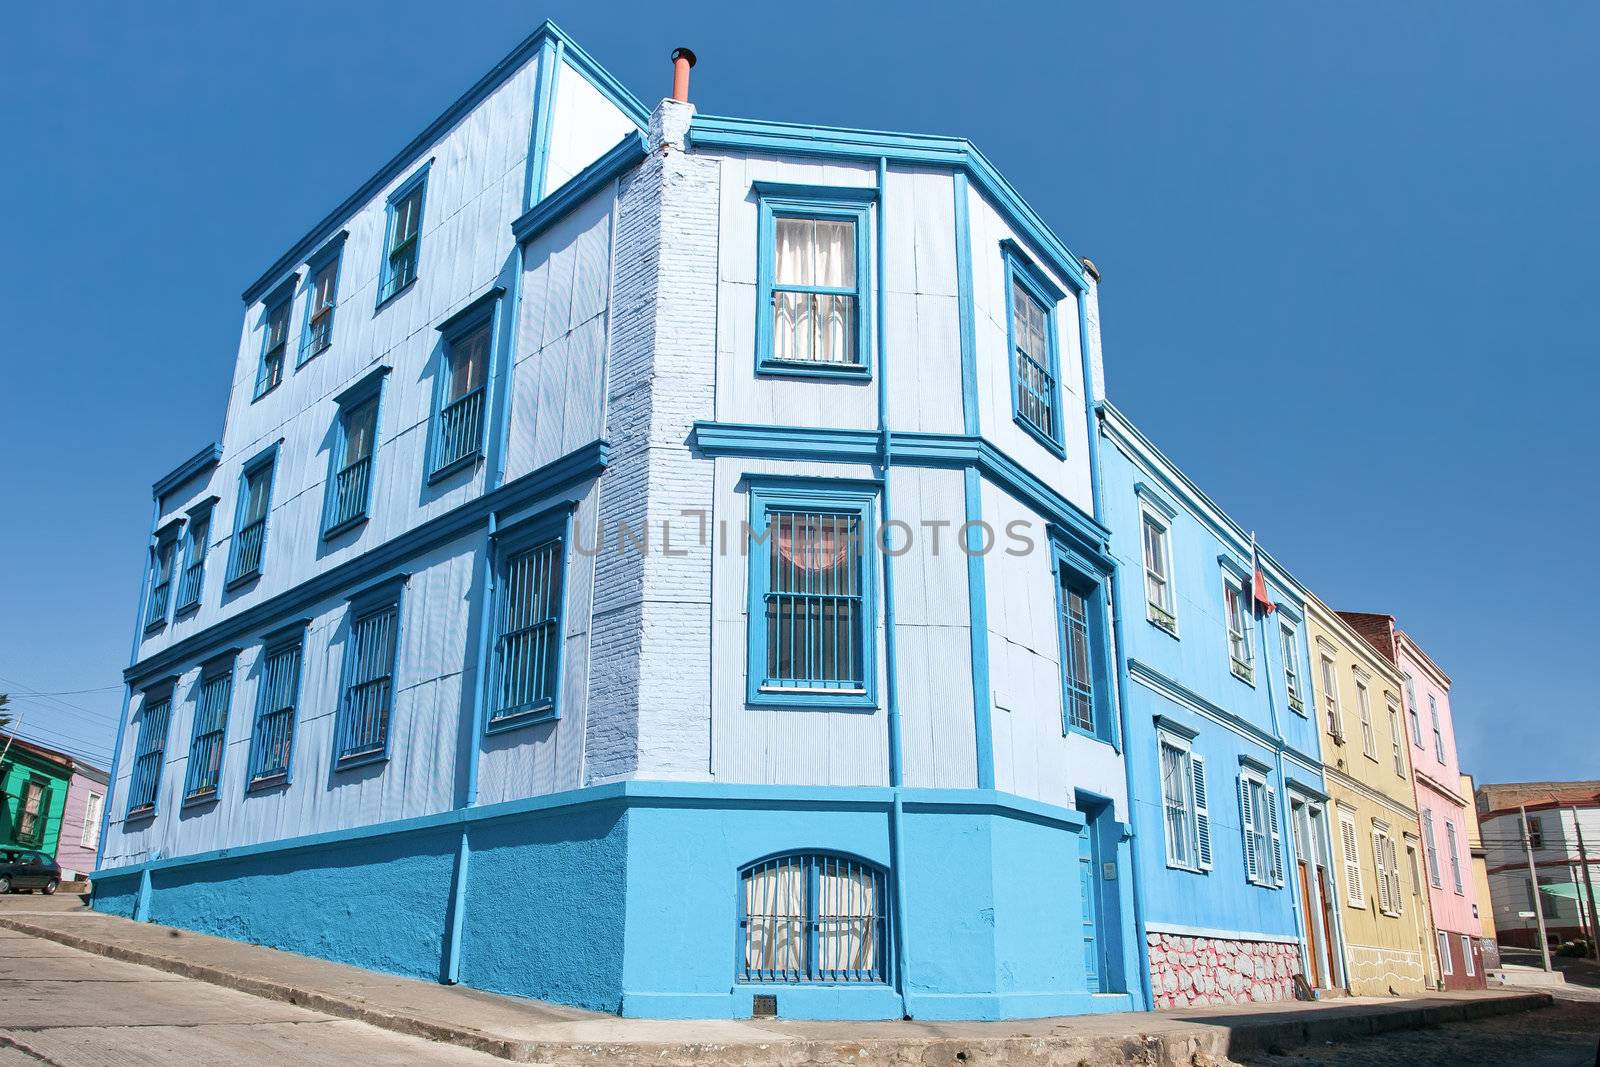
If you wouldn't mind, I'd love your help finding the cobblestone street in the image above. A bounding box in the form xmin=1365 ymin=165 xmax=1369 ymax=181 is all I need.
xmin=1232 ymin=989 xmax=1600 ymax=1067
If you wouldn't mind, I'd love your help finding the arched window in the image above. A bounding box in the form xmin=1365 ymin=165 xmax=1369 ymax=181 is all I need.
xmin=738 ymin=853 xmax=886 ymax=984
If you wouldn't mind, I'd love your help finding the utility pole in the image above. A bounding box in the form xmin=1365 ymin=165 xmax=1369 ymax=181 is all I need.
xmin=1570 ymin=804 xmax=1600 ymax=963
xmin=1521 ymin=803 xmax=1552 ymax=971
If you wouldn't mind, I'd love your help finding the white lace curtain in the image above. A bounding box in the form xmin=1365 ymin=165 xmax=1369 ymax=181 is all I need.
xmin=773 ymin=218 xmax=856 ymax=364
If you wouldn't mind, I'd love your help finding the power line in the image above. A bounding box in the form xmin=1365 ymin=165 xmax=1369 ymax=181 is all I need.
xmin=0 ymin=674 xmax=122 ymax=719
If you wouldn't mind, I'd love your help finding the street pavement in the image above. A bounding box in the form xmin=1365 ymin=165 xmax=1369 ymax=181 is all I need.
xmin=0 ymin=901 xmax=506 ymax=1066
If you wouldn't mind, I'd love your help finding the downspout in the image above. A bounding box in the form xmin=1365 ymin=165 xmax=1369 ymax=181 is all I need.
xmin=1082 ymin=279 xmax=1154 ymax=1008
xmin=97 ymin=494 xmax=162 ymax=886
xmin=875 ymin=156 xmax=912 ymax=1019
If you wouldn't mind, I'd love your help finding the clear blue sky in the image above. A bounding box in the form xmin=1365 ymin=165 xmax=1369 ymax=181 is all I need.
xmin=3 ymin=2 xmax=1594 ymax=783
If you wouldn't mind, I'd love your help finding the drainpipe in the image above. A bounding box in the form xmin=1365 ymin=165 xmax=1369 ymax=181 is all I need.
xmin=1093 ymin=401 xmax=1154 ymax=1011
xmin=873 ymin=155 xmax=912 ymax=1020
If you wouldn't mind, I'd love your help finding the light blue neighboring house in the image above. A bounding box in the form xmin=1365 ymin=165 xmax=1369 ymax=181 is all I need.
xmin=1098 ymin=403 xmax=1341 ymax=1007
xmin=93 ymin=24 xmax=1147 ymax=1021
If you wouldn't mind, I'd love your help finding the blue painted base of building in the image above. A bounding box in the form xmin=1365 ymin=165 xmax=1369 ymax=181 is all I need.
xmin=92 ymin=782 xmax=1145 ymax=1020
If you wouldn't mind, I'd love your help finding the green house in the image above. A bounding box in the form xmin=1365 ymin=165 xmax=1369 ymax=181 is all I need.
xmin=0 ymin=734 xmax=74 ymax=857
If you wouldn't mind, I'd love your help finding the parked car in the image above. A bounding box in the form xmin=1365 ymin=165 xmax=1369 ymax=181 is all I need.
xmin=0 ymin=849 xmax=61 ymax=894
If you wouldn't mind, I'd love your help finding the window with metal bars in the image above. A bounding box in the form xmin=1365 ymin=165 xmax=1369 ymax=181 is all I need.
xmin=254 ymin=291 xmax=292 ymax=399
xmin=737 ymin=853 xmax=887 ymax=984
xmin=325 ymin=394 xmax=379 ymax=536
xmin=335 ymin=596 xmax=400 ymax=766
xmin=226 ymin=452 xmax=275 ymax=587
xmin=1053 ymin=545 xmax=1109 ymax=742
xmin=754 ymin=183 xmax=874 ymax=378
xmin=747 ymin=484 xmax=876 ymax=709
xmin=378 ymin=168 xmax=427 ymax=305
xmin=299 ymin=241 xmax=342 ymax=363
xmin=1002 ymin=243 xmax=1068 ymax=455
xmin=175 ymin=506 xmax=211 ymax=613
xmin=144 ymin=535 xmax=178 ymax=630
xmin=488 ymin=530 xmax=566 ymax=730
xmin=126 ymin=693 xmax=173 ymax=816
xmin=183 ymin=666 xmax=233 ymax=801
xmin=431 ymin=318 xmax=490 ymax=479
xmin=248 ymin=638 xmax=303 ymax=787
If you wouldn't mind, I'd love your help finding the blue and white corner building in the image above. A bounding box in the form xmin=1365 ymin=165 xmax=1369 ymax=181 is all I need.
xmin=95 ymin=23 xmax=1146 ymax=1020
xmin=1098 ymin=402 xmax=1342 ymax=1006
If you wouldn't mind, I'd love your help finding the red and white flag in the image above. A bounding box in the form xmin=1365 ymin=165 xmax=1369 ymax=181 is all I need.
xmin=1250 ymin=533 xmax=1276 ymax=615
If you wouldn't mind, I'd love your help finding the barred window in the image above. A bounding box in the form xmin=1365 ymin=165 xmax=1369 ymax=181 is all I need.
xmin=248 ymin=640 xmax=302 ymax=785
xmin=336 ymin=601 xmax=399 ymax=764
xmin=490 ymin=537 xmax=564 ymax=726
xmin=738 ymin=853 xmax=886 ymax=984
xmin=126 ymin=695 xmax=172 ymax=815
xmin=326 ymin=395 xmax=378 ymax=534
xmin=764 ymin=510 xmax=864 ymax=692
xmin=432 ymin=319 xmax=489 ymax=476
xmin=183 ymin=668 xmax=233 ymax=800
xmin=227 ymin=457 xmax=274 ymax=586
xmin=255 ymin=295 xmax=291 ymax=399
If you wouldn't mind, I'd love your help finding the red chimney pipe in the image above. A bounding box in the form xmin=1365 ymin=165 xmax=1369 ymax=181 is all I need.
xmin=671 ymin=47 xmax=696 ymax=102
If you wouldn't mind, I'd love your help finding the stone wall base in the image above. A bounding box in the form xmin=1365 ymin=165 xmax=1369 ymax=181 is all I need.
xmin=1148 ymin=931 xmax=1302 ymax=1009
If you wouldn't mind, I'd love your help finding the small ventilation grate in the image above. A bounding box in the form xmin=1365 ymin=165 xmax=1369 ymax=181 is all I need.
xmin=751 ymin=994 xmax=778 ymax=1018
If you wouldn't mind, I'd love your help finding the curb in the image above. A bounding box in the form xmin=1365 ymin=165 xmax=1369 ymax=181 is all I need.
xmin=0 ymin=915 xmax=1555 ymax=1066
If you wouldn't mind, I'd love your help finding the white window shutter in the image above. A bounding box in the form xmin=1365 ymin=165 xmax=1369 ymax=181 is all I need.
xmin=1239 ymin=777 xmax=1258 ymax=883
xmin=1373 ymin=832 xmax=1391 ymax=913
xmin=1267 ymin=788 xmax=1284 ymax=886
xmin=1192 ymin=754 xmax=1213 ymax=870
xmin=1388 ymin=838 xmax=1403 ymax=914
xmin=1341 ymin=816 xmax=1363 ymax=905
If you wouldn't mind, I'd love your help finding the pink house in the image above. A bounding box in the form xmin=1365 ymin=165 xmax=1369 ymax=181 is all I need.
xmin=1341 ymin=612 xmax=1486 ymax=989
xmin=55 ymin=761 xmax=109 ymax=882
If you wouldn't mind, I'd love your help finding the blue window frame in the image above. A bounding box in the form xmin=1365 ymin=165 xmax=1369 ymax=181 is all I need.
xmin=745 ymin=481 xmax=878 ymax=709
xmin=144 ymin=526 xmax=180 ymax=631
xmin=377 ymin=164 xmax=429 ymax=306
xmin=225 ymin=445 xmax=278 ymax=589
xmin=182 ymin=658 xmax=234 ymax=803
xmin=253 ymin=276 xmax=297 ymax=400
xmin=737 ymin=852 xmax=887 ymax=984
xmin=126 ymin=689 xmax=173 ymax=818
xmin=1051 ymin=541 xmax=1114 ymax=743
xmin=246 ymin=624 xmax=305 ymax=789
xmin=323 ymin=368 xmax=387 ymax=538
xmin=1001 ymin=241 xmax=1067 ymax=455
xmin=174 ymin=500 xmax=215 ymax=615
xmin=299 ymin=232 xmax=346 ymax=364
xmin=486 ymin=510 xmax=569 ymax=733
xmin=428 ymin=291 xmax=498 ymax=481
xmin=334 ymin=579 xmax=404 ymax=768
xmin=754 ymin=182 xmax=875 ymax=378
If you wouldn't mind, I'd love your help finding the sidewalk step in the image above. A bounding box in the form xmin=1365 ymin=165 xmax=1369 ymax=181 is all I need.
xmin=0 ymin=909 xmax=1556 ymax=1067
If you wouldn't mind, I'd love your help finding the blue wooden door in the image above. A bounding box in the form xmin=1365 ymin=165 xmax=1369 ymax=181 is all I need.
xmin=1078 ymin=831 xmax=1101 ymax=989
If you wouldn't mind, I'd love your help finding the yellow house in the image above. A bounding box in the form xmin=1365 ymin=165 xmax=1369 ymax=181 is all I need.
xmin=1305 ymin=595 xmax=1437 ymax=995
xmin=1460 ymin=773 xmax=1501 ymax=968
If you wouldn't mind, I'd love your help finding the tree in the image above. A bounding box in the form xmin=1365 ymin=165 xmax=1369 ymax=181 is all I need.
xmin=0 ymin=692 xmax=9 ymax=732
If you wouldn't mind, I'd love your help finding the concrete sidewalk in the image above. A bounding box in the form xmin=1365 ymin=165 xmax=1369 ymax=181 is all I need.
xmin=0 ymin=902 xmax=1553 ymax=1067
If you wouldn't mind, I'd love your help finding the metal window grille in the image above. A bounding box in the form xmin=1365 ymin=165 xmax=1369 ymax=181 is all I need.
xmin=1160 ymin=740 xmax=1194 ymax=868
xmin=433 ymin=322 xmax=489 ymax=474
xmin=492 ymin=539 xmax=563 ymax=720
xmin=1061 ymin=583 xmax=1094 ymax=733
xmin=228 ymin=466 xmax=271 ymax=583
xmin=762 ymin=510 xmax=864 ymax=692
xmin=177 ymin=518 xmax=207 ymax=610
xmin=336 ymin=605 xmax=398 ymax=762
xmin=183 ymin=671 xmax=232 ymax=799
xmin=1012 ymin=280 xmax=1055 ymax=439
xmin=145 ymin=540 xmax=175 ymax=626
xmin=249 ymin=643 xmax=301 ymax=783
xmin=127 ymin=697 xmax=172 ymax=814
xmin=381 ymin=186 xmax=423 ymax=301
xmin=327 ymin=398 xmax=377 ymax=531
xmin=770 ymin=216 xmax=860 ymax=366
xmin=255 ymin=300 xmax=289 ymax=398
xmin=738 ymin=853 xmax=886 ymax=984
